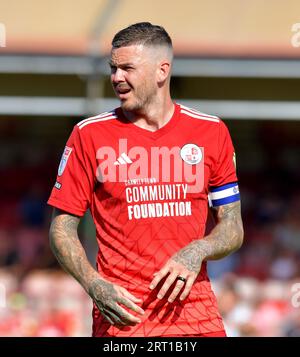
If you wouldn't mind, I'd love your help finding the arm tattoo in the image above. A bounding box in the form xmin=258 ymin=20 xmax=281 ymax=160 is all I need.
xmin=198 ymin=201 xmax=244 ymax=261
xmin=173 ymin=201 xmax=244 ymax=270
xmin=49 ymin=209 xmax=135 ymax=326
xmin=172 ymin=240 xmax=204 ymax=273
xmin=49 ymin=209 xmax=100 ymax=294
xmin=89 ymin=279 xmax=116 ymax=309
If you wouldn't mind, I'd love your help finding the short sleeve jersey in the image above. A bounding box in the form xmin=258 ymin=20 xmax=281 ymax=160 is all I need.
xmin=48 ymin=103 xmax=240 ymax=337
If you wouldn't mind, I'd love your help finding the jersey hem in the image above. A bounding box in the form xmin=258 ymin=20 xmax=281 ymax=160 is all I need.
xmin=93 ymin=329 xmax=226 ymax=337
xmin=47 ymin=198 xmax=86 ymax=217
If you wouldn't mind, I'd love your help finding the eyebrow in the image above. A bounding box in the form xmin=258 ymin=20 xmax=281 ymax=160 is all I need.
xmin=108 ymin=60 xmax=134 ymax=67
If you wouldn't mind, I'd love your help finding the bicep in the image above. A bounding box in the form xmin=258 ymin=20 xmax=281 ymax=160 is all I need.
xmin=210 ymin=201 xmax=242 ymax=225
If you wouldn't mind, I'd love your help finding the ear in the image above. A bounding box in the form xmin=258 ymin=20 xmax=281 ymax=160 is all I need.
xmin=157 ymin=60 xmax=171 ymax=83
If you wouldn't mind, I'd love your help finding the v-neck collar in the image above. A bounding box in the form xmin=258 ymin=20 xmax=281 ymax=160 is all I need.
xmin=115 ymin=102 xmax=180 ymax=140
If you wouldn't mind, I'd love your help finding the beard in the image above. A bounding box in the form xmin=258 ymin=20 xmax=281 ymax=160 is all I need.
xmin=120 ymin=84 xmax=157 ymax=113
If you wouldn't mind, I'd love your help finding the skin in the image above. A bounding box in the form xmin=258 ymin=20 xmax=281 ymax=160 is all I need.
xmin=49 ymin=43 xmax=244 ymax=326
xmin=49 ymin=209 xmax=144 ymax=326
xmin=149 ymin=201 xmax=244 ymax=303
xmin=109 ymin=44 xmax=174 ymax=131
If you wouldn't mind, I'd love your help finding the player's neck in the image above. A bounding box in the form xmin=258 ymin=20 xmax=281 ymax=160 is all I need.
xmin=123 ymin=95 xmax=175 ymax=132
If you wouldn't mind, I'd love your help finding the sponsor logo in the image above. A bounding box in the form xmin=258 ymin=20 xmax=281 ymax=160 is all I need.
xmin=54 ymin=181 xmax=62 ymax=190
xmin=58 ymin=146 xmax=72 ymax=176
xmin=180 ymin=144 xmax=202 ymax=165
xmin=125 ymin=182 xmax=192 ymax=220
xmin=114 ymin=153 xmax=133 ymax=165
xmin=96 ymin=139 xmax=204 ymax=193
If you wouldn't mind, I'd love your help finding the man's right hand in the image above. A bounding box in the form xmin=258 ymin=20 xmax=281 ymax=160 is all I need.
xmin=88 ymin=279 xmax=145 ymax=326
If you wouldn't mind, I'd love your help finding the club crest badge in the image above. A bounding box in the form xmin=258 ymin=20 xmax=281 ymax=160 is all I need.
xmin=180 ymin=143 xmax=203 ymax=165
xmin=58 ymin=146 xmax=72 ymax=176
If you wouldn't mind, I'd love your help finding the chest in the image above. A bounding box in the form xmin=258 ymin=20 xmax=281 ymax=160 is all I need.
xmin=92 ymin=125 xmax=218 ymax=199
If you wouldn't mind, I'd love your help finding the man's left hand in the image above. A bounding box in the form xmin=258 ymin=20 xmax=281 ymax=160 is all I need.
xmin=149 ymin=240 xmax=203 ymax=303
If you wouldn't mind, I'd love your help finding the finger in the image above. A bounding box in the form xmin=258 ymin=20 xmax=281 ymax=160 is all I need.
xmin=121 ymin=288 xmax=143 ymax=304
xmin=167 ymin=278 xmax=186 ymax=303
xmin=101 ymin=312 xmax=115 ymax=325
xmin=103 ymin=309 xmax=125 ymax=326
xmin=96 ymin=305 xmax=120 ymax=325
xmin=157 ymin=272 xmax=178 ymax=299
xmin=113 ymin=303 xmax=142 ymax=325
xmin=106 ymin=306 xmax=139 ymax=326
xmin=179 ymin=276 xmax=195 ymax=301
xmin=149 ymin=265 xmax=170 ymax=290
xmin=119 ymin=295 xmax=145 ymax=315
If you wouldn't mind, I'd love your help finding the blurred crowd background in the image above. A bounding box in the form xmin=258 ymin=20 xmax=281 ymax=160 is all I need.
xmin=1 ymin=0 xmax=300 ymax=336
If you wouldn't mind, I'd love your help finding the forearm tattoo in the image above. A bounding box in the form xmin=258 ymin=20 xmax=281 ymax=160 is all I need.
xmin=173 ymin=201 xmax=243 ymax=270
xmin=49 ymin=209 xmax=98 ymax=292
xmin=199 ymin=201 xmax=244 ymax=260
xmin=49 ymin=210 xmax=140 ymax=326
xmin=172 ymin=240 xmax=204 ymax=273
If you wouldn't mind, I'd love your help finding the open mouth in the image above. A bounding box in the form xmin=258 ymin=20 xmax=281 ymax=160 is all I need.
xmin=115 ymin=86 xmax=130 ymax=95
xmin=115 ymin=85 xmax=131 ymax=99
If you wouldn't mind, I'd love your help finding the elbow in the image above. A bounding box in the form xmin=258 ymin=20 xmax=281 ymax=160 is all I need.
xmin=235 ymin=223 xmax=244 ymax=251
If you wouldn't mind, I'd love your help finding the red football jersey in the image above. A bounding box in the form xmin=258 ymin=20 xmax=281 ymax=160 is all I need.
xmin=48 ymin=103 xmax=240 ymax=337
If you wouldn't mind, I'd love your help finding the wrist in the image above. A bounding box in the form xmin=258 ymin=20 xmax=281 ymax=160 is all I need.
xmin=83 ymin=271 xmax=105 ymax=297
xmin=193 ymin=238 xmax=212 ymax=261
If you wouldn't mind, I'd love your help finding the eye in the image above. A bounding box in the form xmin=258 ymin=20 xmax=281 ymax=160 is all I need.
xmin=123 ymin=65 xmax=134 ymax=71
xmin=110 ymin=65 xmax=117 ymax=73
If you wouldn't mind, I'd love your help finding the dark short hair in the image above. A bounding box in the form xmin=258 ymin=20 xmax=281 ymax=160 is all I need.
xmin=112 ymin=22 xmax=172 ymax=49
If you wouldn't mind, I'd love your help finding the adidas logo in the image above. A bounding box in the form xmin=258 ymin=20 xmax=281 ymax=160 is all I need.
xmin=114 ymin=153 xmax=133 ymax=165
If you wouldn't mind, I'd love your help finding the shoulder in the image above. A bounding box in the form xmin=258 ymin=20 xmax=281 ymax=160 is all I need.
xmin=68 ymin=109 xmax=119 ymax=145
xmin=76 ymin=109 xmax=118 ymax=132
xmin=178 ymin=103 xmax=220 ymax=124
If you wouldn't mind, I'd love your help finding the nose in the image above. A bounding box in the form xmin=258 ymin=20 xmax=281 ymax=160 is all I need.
xmin=112 ymin=68 xmax=125 ymax=83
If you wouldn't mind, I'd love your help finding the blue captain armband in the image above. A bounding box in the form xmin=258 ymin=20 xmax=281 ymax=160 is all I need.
xmin=209 ymin=182 xmax=240 ymax=207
